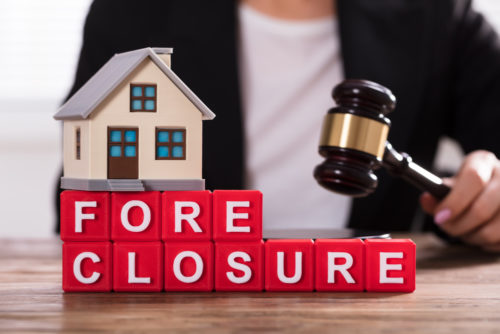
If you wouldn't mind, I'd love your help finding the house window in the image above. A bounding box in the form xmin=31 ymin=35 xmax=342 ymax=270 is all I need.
xmin=108 ymin=128 xmax=138 ymax=158
xmin=130 ymin=83 xmax=157 ymax=112
xmin=155 ymin=128 xmax=186 ymax=160
xmin=75 ymin=127 xmax=81 ymax=160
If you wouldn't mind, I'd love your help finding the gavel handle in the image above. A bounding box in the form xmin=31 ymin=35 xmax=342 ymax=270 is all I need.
xmin=382 ymin=142 xmax=451 ymax=200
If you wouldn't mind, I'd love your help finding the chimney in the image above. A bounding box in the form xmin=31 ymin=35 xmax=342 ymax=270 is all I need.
xmin=152 ymin=47 xmax=173 ymax=68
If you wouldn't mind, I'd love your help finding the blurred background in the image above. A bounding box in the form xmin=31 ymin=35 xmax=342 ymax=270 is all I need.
xmin=0 ymin=0 xmax=499 ymax=238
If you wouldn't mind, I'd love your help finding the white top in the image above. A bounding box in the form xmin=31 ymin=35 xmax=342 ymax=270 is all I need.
xmin=238 ymin=3 xmax=352 ymax=230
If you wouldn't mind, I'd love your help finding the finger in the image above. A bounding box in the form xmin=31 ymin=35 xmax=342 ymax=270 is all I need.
xmin=419 ymin=192 xmax=439 ymax=214
xmin=440 ymin=165 xmax=500 ymax=237
xmin=462 ymin=213 xmax=500 ymax=246
xmin=420 ymin=178 xmax=454 ymax=215
xmin=434 ymin=151 xmax=497 ymax=224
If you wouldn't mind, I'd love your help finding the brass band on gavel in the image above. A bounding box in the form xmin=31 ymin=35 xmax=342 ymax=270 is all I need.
xmin=319 ymin=113 xmax=389 ymax=160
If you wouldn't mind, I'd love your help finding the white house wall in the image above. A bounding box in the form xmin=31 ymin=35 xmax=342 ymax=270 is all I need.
xmin=85 ymin=58 xmax=203 ymax=180
xmin=63 ymin=120 xmax=90 ymax=178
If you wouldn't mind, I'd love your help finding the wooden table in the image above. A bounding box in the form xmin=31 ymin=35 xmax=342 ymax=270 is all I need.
xmin=1 ymin=235 xmax=500 ymax=333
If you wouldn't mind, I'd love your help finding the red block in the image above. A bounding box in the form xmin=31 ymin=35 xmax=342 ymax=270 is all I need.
xmin=162 ymin=191 xmax=212 ymax=241
xmin=111 ymin=191 xmax=161 ymax=241
xmin=365 ymin=239 xmax=416 ymax=292
xmin=215 ymin=241 xmax=264 ymax=291
xmin=62 ymin=242 xmax=112 ymax=292
xmin=164 ymin=242 xmax=214 ymax=291
xmin=60 ymin=191 xmax=110 ymax=241
xmin=265 ymin=239 xmax=314 ymax=291
xmin=315 ymin=239 xmax=365 ymax=291
xmin=213 ymin=190 xmax=262 ymax=242
xmin=113 ymin=242 xmax=164 ymax=292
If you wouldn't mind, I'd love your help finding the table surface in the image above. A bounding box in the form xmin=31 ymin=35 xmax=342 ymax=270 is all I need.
xmin=1 ymin=235 xmax=500 ymax=334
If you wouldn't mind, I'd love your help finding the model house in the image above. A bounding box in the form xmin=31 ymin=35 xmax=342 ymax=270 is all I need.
xmin=54 ymin=47 xmax=215 ymax=191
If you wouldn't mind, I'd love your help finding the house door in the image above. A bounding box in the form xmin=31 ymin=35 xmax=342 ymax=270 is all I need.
xmin=108 ymin=127 xmax=138 ymax=179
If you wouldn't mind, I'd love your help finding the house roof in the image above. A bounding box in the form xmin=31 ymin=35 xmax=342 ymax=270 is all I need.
xmin=54 ymin=47 xmax=216 ymax=121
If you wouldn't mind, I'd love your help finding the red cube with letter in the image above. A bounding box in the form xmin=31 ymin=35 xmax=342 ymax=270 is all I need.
xmin=265 ymin=239 xmax=314 ymax=292
xmin=315 ymin=239 xmax=365 ymax=291
xmin=60 ymin=191 xmax=110 ymax=242
xmin=162 ymin=191 xmax=212 ymax=241
xmin=113 ymin=242 xmax=164 ymax=292
xmin=111 ymin=192 xmax=162 ymax=241
xmin=213 ymin=190 xmax=262 ymax=242
xmin=62 ymin=242 xmax=112 ymax=292
xmin=365 ymin=239 xmax=416 ymax=292
xmin=164 ymin=241 xmax=214 ymax=291
xmin=215 ymin=241 xmax=264 ymax=291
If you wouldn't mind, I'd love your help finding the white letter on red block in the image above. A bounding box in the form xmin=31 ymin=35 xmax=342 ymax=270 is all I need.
xmin=380 ymin=252 xmax=404 ymax=284
xmin=173 ymin=251 xmax=203 ymax=283
xmin=128 ymin=252 xmax=151 ymax=284
xmin=327 ymin=252 xmax=355 ymax=284
xmin=75 ymin=201 xmax=97 ymax=233
xmin=175 ymin=202 xmax=202 ymax=233
xmin=226 ymin=251 xmax=252 ymax=284
xmin=120 ymin=200 xmax=151 ymax=232
xmin=226 ymin=201 xmax=250 ymax=232
xmin=73 ymin=251 xmax=100 ymax=284
xmin=277 ymin=251 xmax=302 ymax=284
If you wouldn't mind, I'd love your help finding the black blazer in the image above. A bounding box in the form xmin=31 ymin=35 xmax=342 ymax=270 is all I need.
xmin=61 ymin=0 xmax=500 ymax=232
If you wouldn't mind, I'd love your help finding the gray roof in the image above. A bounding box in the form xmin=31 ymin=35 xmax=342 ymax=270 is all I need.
xmin=54 ymin=47 xmax=215 ymax=121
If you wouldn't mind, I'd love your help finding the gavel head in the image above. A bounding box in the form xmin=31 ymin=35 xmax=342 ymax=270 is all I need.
xmin=314 ymin=79 xmax=395 ymax=197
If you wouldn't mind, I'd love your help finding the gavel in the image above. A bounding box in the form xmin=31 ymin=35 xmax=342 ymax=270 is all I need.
xmin=314 ymin=79 xmax=450 ymax=199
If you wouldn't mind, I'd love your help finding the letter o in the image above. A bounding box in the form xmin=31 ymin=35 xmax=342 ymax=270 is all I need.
xmin=173 ymin=251 xmax=204 ymax=283
xmin=120 ymin=200 xmax=151 ymax=232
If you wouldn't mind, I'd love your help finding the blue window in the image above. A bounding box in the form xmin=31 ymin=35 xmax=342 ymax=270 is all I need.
xmin=172 ymin=146 xmax=183 ymax=158
xmin=157 ymin=131 xmax=169 ymax=143
xmin=130 ymin=83 xmax=157 ymax=112
xmin=110 ymin=146 xmax=121 ymax=157
xmin=145 ymin=86 xmax=155 ymax=97
xmin=144 ymin=100 xmax=155 ymax=110
xmin=156 ymin=128 xmax=185 ymax=160
xmin=124 ymin=146 xmax=136 ymax=157
xmin=132 ymin=86 xmax=142 ymax=97
xmin=109 ymin=128 xmax=138 ymax=160
xmin=157 ymin=146 xmax=169 ymax=158
xmin=124 ymin=130 xmax=136 ymax=142
xmin=172 ymin=131 xmax=184 ymax=143
xmin=110 ymin=130 xmax=121 ymax=142
xmin=132 ymin=100 xmax=142 ymax=110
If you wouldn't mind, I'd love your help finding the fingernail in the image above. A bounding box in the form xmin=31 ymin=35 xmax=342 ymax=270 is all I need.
xmin=434 ymin=209 xmax=451 ymax=225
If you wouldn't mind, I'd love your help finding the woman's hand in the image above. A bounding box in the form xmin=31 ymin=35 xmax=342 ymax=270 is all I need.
xmin=420 ymin=150 xmax=500 ymax=252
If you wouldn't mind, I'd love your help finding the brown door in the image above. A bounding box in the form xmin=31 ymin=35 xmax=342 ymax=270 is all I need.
xmin=108 ymin=127 xmax=138 ymax=179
